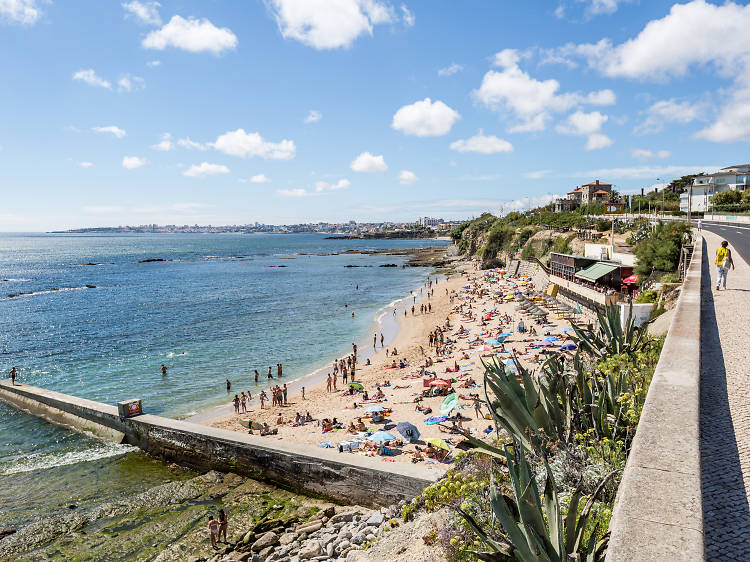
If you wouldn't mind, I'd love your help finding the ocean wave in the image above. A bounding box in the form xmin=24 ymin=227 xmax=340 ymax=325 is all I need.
xmin=0 ymin=442 xmax=138 ymax=475
xmin=2 ymin=286 xmax=97 ymax=301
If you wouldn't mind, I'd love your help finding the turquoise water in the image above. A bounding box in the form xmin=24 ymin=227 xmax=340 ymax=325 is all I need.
xmin=0 ymin=232 xmax=446 ymax=526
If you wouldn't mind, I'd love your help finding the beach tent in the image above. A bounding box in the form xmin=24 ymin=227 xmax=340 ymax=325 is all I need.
xmin=561 ymin=343 xmax=578 ymax=351
xmin=347 ymin=382 xmax=364 ymax=391
xmin=365 ymin=405 xmax=385 ymax=413
xmin=440 ymin=393 xmax=458 ymax=415
xmin=396 ymin=421 xmax=420 ymax=442
xmin=369 ymin=431 xmax=396 ymax=442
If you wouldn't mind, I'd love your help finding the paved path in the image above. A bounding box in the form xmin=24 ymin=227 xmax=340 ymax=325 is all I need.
xmin=699 ymin=227 xmax=750 ymax=560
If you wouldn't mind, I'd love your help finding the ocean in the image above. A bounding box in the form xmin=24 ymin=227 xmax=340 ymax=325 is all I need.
xmin=0 ymin=232 xmax=447 ymax=529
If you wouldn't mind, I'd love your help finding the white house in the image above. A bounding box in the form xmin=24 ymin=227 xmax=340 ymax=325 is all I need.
xmin=680 ymin=165 xmax=750 ymax=212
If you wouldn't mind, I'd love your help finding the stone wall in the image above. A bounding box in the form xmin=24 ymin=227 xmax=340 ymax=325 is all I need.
xmin=0 ymin=382 xmax=440 ymax=508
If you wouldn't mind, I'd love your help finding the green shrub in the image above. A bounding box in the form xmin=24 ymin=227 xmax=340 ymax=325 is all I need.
xmin=635 ymin=290 xmax=658 ymax=303
xmin=595 ymin=219 xmax=610 ymax=232
xmin=711 ymin=189 xmax=741 ymax=205
xmin=633 ymin=220 xmax=691 ymax=277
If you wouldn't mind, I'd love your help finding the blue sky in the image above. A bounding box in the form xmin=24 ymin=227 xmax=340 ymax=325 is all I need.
xmin=1 ymin=0 xmax=749 ymax=230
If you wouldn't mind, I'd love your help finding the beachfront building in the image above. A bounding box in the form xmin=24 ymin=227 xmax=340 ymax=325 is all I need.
xmin=418 ymin=216 xmax=444 ymax=227
xmin=553 ymin=179 xmax=612 ymax=212
xmin=680 ymin=165 xmax=750 ymax=213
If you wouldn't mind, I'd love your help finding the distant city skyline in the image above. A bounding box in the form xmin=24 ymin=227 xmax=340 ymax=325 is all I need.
xmin=1 ymin=1 xmax=748 ymax=231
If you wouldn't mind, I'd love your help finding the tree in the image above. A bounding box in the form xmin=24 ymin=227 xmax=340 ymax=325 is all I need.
xmin=634 ymin=221 xmax=691 ymax=276
xmin=712 ymin=189 xmax=742 ymax=205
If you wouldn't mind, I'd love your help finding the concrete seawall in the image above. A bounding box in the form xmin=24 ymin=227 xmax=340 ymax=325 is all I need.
xmin=0 ymin=381 xmax=441 ymax=508
xmin=606 ymin=232 xmax=705 ymax=560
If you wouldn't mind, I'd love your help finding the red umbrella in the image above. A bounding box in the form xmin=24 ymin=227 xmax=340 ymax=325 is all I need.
xmin=622 ymin=275 xmax=639 ymax=284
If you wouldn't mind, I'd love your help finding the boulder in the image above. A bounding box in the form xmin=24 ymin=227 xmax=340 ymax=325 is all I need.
xmin=279 ymin=532 xmax=296 ymax=546
xmin=365 ymin=512 xmax=384 ymax=527
xmin=251 ymin=531 xmax=279 ymax=552
xmin=298 ymin=541 xmax=323 ymax=560
xmin=295 ymin=521 xmax=323 ymax=534
xmin=329 ymin=512 xmax=357 ymax=524
xmin=259 ymin=545 xmax=275 ymax=559
xmin=254 ymin=518 xmax=283 ymax=534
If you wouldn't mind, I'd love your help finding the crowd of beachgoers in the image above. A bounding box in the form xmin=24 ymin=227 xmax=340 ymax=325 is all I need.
xmin=206 ymin=263 xmax=579 ymax=468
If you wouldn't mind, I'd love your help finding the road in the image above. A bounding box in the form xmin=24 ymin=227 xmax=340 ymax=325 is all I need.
xmin=700 ymin=221 xmax=750 ymax=263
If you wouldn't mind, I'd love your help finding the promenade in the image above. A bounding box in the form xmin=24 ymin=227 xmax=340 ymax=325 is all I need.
xmin=700 ymin=225 xmax=750 ymax=560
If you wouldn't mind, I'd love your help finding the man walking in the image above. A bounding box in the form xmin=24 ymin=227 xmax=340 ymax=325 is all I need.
xmin=10 ymin=367 xmax=17 ymax=386
xmin=715 ymin=240 xmax=735 ymax=291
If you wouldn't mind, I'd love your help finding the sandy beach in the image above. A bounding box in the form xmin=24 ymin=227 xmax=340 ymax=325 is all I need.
xmin=199 ymin=261 xmax=575 ymax=469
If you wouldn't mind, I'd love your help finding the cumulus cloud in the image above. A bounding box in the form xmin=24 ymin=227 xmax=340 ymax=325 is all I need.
xmin=143 ymin=15 xmax=238 ymax=54
xmin=473 ymin=49 xmax=615 ymax=132
xmin=277 ymin=188 xmax=308 ymax=197
xmin=183 ymin=162 xmax=230 ymax=177
xmin=267 ymin=0 xmax=395 ymax=50
xmin=438 ymin=63 xmax=463 ymax=77
xmin=350 ymin=151 xmax=388 ymax=173
xmin=392 ymin=98 xmax=460 ymax=137
xmin=122 ymin=156 xmax=147 ymax=169
xmin=122 ymin=1 xmax=161 ymax=25
xmin=572 ymin=164 xmax=718 ymax=180
xmin=177 ymin=137 xmax=209 ymax=151
xmin=634 ymin=98 xmax=703 ymax=135
xmin=92 ymin=125 xmax=126 ymax=138
xmin=213 ymin=129 xmax=295 ymax=160
xmin=0 ymin=0 xmax=42 ymax=24
xmin=151 ymin=132 xmax=173 ymax=151
xmin=146 ymin=60 xmax=161 ymax=67
xmin=556 ymin=110 xmax=612 ymax=150
xmin=631 ymin=148 xmax=671 ymax=161
xmin=399 ymin=170 xmax=417 ymax=185
xmin=449 ymin=131 xmax=513 ymax=154
xmin=79 ymin=161 xmax=94 ymax=168
xmin=315 ymin=178 xmax=350 ymax=192
xmin=241 ymin=174 xmax=271 ymax=184
xmin=400 ymin=4 xmax=414 ymax=26
xmin=118 ymin=74 xmax=145 ymax=92
xmin=304 ymin=110 xmax=322 ymax=124
xmin=73 ymin=69 xmax=111 ymax=89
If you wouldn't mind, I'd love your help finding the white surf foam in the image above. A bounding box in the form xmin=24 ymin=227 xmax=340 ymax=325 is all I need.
xmin=1 ymin=442 xmax=138 ymax=475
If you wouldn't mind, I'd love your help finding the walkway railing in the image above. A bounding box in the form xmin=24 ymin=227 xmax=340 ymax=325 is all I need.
xmin=606 ymin=231 xmax=704 ymax=560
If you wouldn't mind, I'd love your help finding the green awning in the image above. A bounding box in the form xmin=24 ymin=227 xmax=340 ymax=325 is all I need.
xmin=574 ymin=262 xmax=618 ymax=282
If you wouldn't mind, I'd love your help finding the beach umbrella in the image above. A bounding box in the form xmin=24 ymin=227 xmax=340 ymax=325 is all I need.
xmin=347 ymin=382 xmax=364 ymax=391
xmin=365 ymin=405 xmax=385 ymax=413
xmin=623 ymin=274 xmax=639 ymax=284
xmin=369 ymin=431 xmax=396 ymax=442
xmin=541 ymin=326 xmax=555 ymax=334
xmin=499 ymin=332 xmax=512 ymax=337
xmin=440 ymin=393 xmax=458 ymax=415
xmin=561 ymin=343 xmax=578 ymax=351
xmin=561 ymin=327 xmax=574 ymax=332
xmin=429 ymin=379 xmax=450 ymax=386
xmin=427 ymin=438 xmax=451 ymax=451
xmin=395 ymin=421 xmax=420 ymax=442
xmin=543 ymin=336 xmax=559 ymax=341
xmin=424 ymin=415 xmax=447 ymax=425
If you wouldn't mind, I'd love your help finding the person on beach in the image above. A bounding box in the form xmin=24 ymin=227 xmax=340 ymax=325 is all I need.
xmin=218 ymin=509 xmax=228 ymax=543
xmin=327 ymin=373 xmax=332 ymax=392
xmin=260 ymin=391 xmax=267 ymax=409
xmin=240 ymin=392 xmax=247 ymax=413
xmin=226 ymin=379 xmax=231 ymax=392
xmin=208 ymin=516 xmax=219 ymax=549
xmin=233 ymin=395 xmax=240 ymax=413
xmin=10 ymin=367 xmax=17 ymax=385
xmin=283 ymin=384 xmax=288 ymax=405
xmin=697 ymin=219 xmax=702 ymax=232
xmin=302 ymin=386 xmax=305 ymax=400
xmin=380 ymin=333 xmax=384 ymax=347
xmin=161 ymin=364 xmax=167 ymax=376
xmin=373 ymin=333 xmax=377 ymax=348
xmin=254 ymin=369 xmax=259 ymax=383
xmin=715 ymin=240 xmax=735 ymax=290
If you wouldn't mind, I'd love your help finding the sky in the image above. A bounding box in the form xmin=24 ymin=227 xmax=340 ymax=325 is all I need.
xmin=1 ymin=0 xmax=749 ymax=231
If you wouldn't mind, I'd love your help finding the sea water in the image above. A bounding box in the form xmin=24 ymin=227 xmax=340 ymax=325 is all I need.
xmin=0 ymin=232 xmax=447 ymax=528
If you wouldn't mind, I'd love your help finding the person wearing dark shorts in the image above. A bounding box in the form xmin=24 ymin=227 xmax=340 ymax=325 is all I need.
xmin=10 ymin=367 xmax=17 ymax=386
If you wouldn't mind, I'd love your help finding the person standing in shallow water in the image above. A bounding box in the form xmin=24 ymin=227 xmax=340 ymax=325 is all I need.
xmin=226 ymin=379 xmax=231 ymax=392
xmin=277 ymin=363 xmax=282 ymax=377
xmin=161 ymin=364 xmax=167 ymax=376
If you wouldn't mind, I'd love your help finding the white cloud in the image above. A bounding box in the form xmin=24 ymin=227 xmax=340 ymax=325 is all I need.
xmin=474 ymin=50 xmax=615 ymax=132
xmin=79 ymin=161 xmax=94 ymax=168
xmin=583 ymin=0 xmax=630 ymax=16
xmin=399 ymin=170 xmax=417 ymax=185
xmin=177 ymin=137 xmax=209 ymax=151
xmin=304 ymin=110 xmax=322 ymax=124
xmin=247 ymin=174 xmax=271 ymax=184
xmin=572 ymin=164 xmax=718 ymax=180
xmin=146 ymin=60 xmax=161 ymax=67
xmin=118 ymin=74 xmax=145 ymax=92
xmin=0 ymin=0 xmax=41 ymax=24
xmin=267 ymin=0 xmax=395 ymax=50
xmin=585 ymin=133 xmax=613 ymax=150
xmin=503 ymin=194 xmax=559 ymax=213
xmin=92 ymin=125 xmax=126 ymax=138
xmin=183 ymin=162 xmax=230 ymax=177
xmin=122 ymin=1 xmax=161 ymax=25
xmin=315 ymin=178 xmax=350 ymax=192
xmin=524 ymin=170 xmax=551 ymax=179
xmin=400 ymin=4 xmax=414 ymax=26
xmin=696 ymin=92 xmax=750 ymax=142
xmin=449 ymin=131 xmax=513 ymax=154
xmin=634 ymin=98 xmax=702 ymax=135
xmin=213 ymin=129 xmax=296 ymax=160
xmin=437 ymin=63 xmax=463 ymax=77
xmin=122 ymin=156 xmax=147 ymax=169
xmin=143 ymin=15 xmax=238 ymax=54
xmin=556 ymin=110 xmax=608 ymax=135
xmin=631 ymin=148 xmax=671 ymax=161
xmin=392 ymin=98 xmax=460 ymax=137
xmin=277 ymin=188 xmax=308 ymax=197
xmin=350 ymin=151 xmax=387 ymax=173
xmin=73 ymin=69 xmax=111 ymax=89
xmin=151 ymin=132 xmax=173 ymax=151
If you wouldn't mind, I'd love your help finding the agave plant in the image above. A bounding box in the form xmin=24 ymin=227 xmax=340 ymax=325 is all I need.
xmin=570 ymin=304 xmax=650 ymax=358
xmin=455 ymin=444 xmax=615 ymax=562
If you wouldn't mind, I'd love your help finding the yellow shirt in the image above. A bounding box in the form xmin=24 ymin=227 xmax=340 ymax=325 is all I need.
xmin=715 ymin=247 xmax=729 ymax=266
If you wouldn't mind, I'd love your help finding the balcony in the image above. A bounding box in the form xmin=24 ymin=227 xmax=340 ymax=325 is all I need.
xmin=549 ymin=274 xmax=622 ymax=307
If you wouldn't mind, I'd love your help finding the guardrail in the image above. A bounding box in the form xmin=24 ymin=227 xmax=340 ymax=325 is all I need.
xmin=606 ymin=231 xmax=704 ymax=560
